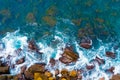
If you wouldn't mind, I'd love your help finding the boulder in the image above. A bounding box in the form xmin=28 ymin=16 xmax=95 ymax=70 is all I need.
xmin=59 ymin=47 xmax=79 ymax=64
xmin=24 ymin=63 xmax=46 ymax=79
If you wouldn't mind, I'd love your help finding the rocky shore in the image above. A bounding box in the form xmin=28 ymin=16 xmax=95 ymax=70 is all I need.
xmin=0 ymin=39 xmax=119 ymax=80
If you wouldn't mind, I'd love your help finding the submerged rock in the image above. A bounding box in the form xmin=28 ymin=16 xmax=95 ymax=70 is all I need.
xmin=26 ymin=12 xmax=36 ymax=23
xmin=59 ymin=47 xmax=79 ymax=64
xmin=42 ymin=16 xmax=57 ymax=27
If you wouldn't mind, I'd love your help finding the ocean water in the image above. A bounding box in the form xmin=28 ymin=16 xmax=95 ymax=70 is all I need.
xmin=0 ymin=0 xmax=120 ymax=80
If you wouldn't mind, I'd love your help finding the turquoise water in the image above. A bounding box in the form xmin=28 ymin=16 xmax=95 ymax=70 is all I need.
xmin=0 ymin=0 xmax=120 ymax=79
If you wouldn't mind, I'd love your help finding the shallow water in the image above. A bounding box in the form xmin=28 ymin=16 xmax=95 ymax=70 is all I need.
xmin=0 ymin=0 xmax=120 ymax=80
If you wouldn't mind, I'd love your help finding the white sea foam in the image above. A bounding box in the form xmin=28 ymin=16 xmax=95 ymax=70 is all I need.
xmin=0 ymin=30 xmax=120 ymax=80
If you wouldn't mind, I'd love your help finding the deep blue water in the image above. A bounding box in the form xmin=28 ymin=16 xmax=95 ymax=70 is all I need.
xmin=0 ymin=0 xmax=120 ymax=79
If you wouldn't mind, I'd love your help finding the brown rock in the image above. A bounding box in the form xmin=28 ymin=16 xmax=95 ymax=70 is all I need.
xmin=17 ymin=74 xmax=23 ymax=79
xmin=24 ymin=71 xmax=34 ymax=79
xmin=110 ymin=74 xmax=120 ymax=80
xmin=59 ymin=47 xmax=79 ymax=64
xmin=20 ymin=66 xmax=27 ymax=74
xmin=28 ymin=40 xmax=38 ymax=51
xmin=16 ymin=57 xmax=25 ymax=64
xmin=0 ymin=75 xmax=7 ymax=80
xmin=0 ymin=66 xmax=10 ymax=74
xmin=28 ymin=40 xmax=42 ymax=54
xmin=6 ymin=75 xmax=14 ymax=80
xmin=0 ymin=60 xmax=2 ymax=66
xmin=61 ymin=69 xmax=69 ymax=77
xmin=49 ymin=58 xmax=56 ymax=66
xmin=13 ymin=75 xmax=19 ymax=80
xmin=106 ymin=51 xmax=116 ymax=59
xmin=80 ymin=43 xmax=92 ymax=49
xmin=24 ymin=63 xmax=46 ymax=79
xmin=28 ymin=63 xmax=46 ymax=73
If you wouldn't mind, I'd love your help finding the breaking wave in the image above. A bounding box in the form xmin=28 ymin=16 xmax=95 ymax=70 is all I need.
xmin=0 ymin=26 xmax=120 ymax=80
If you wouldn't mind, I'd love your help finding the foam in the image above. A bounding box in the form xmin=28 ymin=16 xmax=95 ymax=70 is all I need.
xmin=0 ymin=30 xmax=120 ymax=79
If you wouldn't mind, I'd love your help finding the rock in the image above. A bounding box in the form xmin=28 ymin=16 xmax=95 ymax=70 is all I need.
xmin=0 ymin=60 xmax=2 ymax=66
xmin=48 ymin=77 xmax=56 ymax=80
xmin=80 ymin=37 xmax=92 ymax=49
xmin=0 ymin=66 xmax=10 ymax=74
xmin=7 ymin=75 xmax=14 ymax=80
xmin=80 ymin=43 xmax=92 ymax=49
xmin=69 ymin=70 xmax=77 ymax=77
xmin=28 ymin=40 xmax=38 ymax=51
xmin=28 ymin=63 xmax=46 ymax=73
xmin=106 ymin=67 xmax=115 ymax=73
xmin=86 ymin=64 xmax=95 ymax=70
xmin=26 ymin=12 xmax=35 ymax=23
xmin=24 ymin=71 xmax=34 ymax=79
xmin=24 ymin=63 xmax=46 ymax=79
xmin=16 ymin=57 xmax=25 ymax=64
xmin=28 ymin=40 xmax=43 ymax=55
xmin=46 ymin=5 xmax=58 ymax=16
xmin=20 ymin=66 xmax=27 ymax=74
xmin=42 ymin=16 xmax=57 ymax=27
xmin=0 ymin=75 xmax=7 ymax=80
xmin=13 ymin=75 xmax=19 ymax=80
xmin=59 ymin=47 xmax=79 ymax=64
xmin=106 ymin=51 xmax=116 ymax=59
xmin=61 ymin=69 xmax=69 ymax=77
xmin=49 ymin=58 xmax=56 ymax=66
xmin=55 ymin=69 xmax=59 ymax=76
xmin=110 ymin=74 xmax=120 ymax=80
xmin=95 ymin=56 xmax=105 ymax=65
xmin=34 ymin=72 xmax=48 ymax=80
xmin=44 ymin=71 xmax=52 ymax=77
xmin=60 ymin=76 xmax=71 ymax=80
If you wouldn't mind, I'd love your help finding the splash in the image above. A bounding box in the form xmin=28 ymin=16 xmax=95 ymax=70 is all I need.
xmin=0 ymin=29 xmax=120 ymax=80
